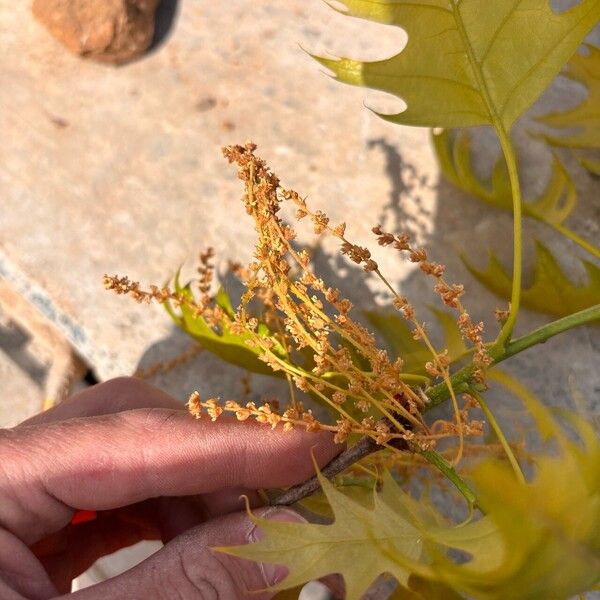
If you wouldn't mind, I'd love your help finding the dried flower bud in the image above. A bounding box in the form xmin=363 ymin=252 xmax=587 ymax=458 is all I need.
xmin=355 ymin=399 xmax=370 ymax=413
xmin=205 ymin=398 xmax=223 ymax=421
xmin=332 ymin=223 xmax=346 ymax=238
xmin=420 ymin=261 xmax=445 ymax=277
xmin=495 ymin=307 xmax=510 ymax=323
xmin=294 ymin=377 xmax=309 ymax=392
xmin=187 ymin=391 xmax=202 ymax=418
xmin=312 ymin=210 xmax=330 ymax=234
xmin=409 ymin=248 xmax=427 ymax=263
xmin=332 ymin=391 xmax=346 ymax=405
xmin=364 ymin=259 xmax=379 ymax=272
xmin=393 ymin=233 xmax=411 ymax=251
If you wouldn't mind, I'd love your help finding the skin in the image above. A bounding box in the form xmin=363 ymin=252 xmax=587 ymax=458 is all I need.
xmin=0 ymin=377 xmax=340 ymax=599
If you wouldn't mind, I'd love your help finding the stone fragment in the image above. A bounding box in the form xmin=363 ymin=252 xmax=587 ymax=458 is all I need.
xmin=32 ymin=0 xmax=161 ymax=65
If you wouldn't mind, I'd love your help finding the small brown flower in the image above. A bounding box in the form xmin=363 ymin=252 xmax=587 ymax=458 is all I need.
xmin=187 ymin=391 xmax=202 ymax=418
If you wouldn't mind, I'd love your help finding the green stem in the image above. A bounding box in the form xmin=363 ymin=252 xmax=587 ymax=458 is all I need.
xmin=322 ymin=371 xmax=430 ymax=385
xmin=502 ymin=303 xmax=600 ymax=357
xmin=427 ymin=303 xmax=600 ymax=408
xmin=495 ymin=127 xmax=523 ymax=346
xmin=469 ymin=390 xmax=525 ymax=484
xmin=420 ymin=448 xmax=477 ymax=507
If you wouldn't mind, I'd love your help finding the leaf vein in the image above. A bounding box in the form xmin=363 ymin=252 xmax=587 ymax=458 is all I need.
xmin=478 ymin=0 xmax=521 ymax=66
xmin=365 ymin=70 xmax=480 ymax=95
xmin=499 ymin=2 xmax=600 ymax=118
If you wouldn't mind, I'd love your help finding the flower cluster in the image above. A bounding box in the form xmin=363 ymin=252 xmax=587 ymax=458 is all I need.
xmin=106 ymin=143 xmax=490 ymax=461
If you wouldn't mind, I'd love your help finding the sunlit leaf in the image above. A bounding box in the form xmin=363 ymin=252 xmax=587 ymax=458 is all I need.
xmin=431 ymin=403 xmax=600 ymax=599
xmin=315 ymin=0 xmax=600 ymax=129
xmin=220 ymin=471 xmax=425 ymax=598
xmin=222 ymin=403 xmax=600 ymax=598
xmin=215 ymin=285 xmax=235 ymax=319
xmin=537 ymin=43 xmax=600 ymax=150
xmin=164 ymin=273 xmax=283 ymax=376
xmin=463 ymin=241 xmax=600 ymax=318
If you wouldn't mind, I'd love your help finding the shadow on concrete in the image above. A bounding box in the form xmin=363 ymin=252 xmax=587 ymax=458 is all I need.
xmin=0 ymin=321 xmax=46 ymax=386
xmin=149 ymin=0 xmax=181 ymax=52
xmin=367 ymin=137 xmax=433 ymax=241
xmin=136 ymin=116 xmax=600 ymax=420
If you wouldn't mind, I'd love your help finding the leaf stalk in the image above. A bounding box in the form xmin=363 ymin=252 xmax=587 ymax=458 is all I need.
xmin=495 ymin=127 xmax=523 ymax=346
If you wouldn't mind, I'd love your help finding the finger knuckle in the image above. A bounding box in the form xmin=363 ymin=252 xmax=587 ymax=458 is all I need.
xmin=162 ymin=543 xmax=239 ymax=600
xmin=100 ymin=375 xmax=148 ymax=397
xmin=117 ymin=406 xmax=181 ymax=433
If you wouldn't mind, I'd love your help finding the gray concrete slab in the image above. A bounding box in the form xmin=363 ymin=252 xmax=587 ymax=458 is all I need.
xmin=0 ymin=310 xmax=46 ymax=426
xmin=0 ymin=0 xmax=598 ymax=412
xmin=0 ymin=5 xmax=598 ymax=597
xmin=0 ymin=0 xmax=434 ymax=385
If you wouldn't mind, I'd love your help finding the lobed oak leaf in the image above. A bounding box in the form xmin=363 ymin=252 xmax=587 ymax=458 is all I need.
xmin=462 ymin=240 xmax=600 ymax=318
xmin=536 ymin=43 xmax=600 ymax=151
xmin=429 ymin=399 xmax=600 ymax=599
xmin=219 ymin=471 xmax=425 ymax=598
xmin=434 ymin=129 xmax=577 ymax=227
xmin=314 ymin=0 xmax=600 ymax=130
xmin=164 ymin=272 xmax=285 ymax=375
xmin=221 ymin=400 xmax=599 ymax=599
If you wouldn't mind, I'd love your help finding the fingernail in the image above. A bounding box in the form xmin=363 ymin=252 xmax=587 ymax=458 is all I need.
xmin=247 ymin=506 xmax=306 ymax=587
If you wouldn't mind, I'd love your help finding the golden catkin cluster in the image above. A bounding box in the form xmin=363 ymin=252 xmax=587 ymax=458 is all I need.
xmin=105 ymin=143 xmax=488 ymax=460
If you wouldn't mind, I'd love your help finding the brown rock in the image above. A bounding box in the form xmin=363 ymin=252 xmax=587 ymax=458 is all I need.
xmin=32 ymin=0 xmax=161 ymax=65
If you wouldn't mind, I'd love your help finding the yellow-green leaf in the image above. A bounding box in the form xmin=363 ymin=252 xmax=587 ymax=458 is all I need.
xmin=435 ymin=128 xmax=600 ymax=258
xmin=463 ymin=241 xmax=600 ymax=318
xmin=390 ymin=576 xmax=465 ymax=599
xmin=315 ymin=0 xmax=600 ymax=129
xmin=537 ymin=43 xmax=600 ymax=149
xmin=215 ymin=285 xmax=235 ymax=319
xmin=434 ymin=129 xmax=577 ymax=226
xmin=221 ymin=398 xmax=599 ymax=599
xmin=579 ymin=156 xmax=600 ymax=174
xmin=219 ymin=471 xmax=425 ymax=598
xmin=432 ymin=405 xmax=600 ymax=599
xmin=165 ymin=274 xmax=283 ymax=375
xmin=298 ymin=479 xmax=375 ymax=518
xmin=364 ymin=307 xmax=467 ymax=375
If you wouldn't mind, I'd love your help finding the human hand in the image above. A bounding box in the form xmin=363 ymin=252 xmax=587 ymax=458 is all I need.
xmin=0 ymin=377 xmax=339 ymax=598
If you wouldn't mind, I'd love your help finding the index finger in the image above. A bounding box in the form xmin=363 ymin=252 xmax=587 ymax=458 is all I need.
xmin=0 ymin=407 xmax=340 ymax=545
xmin=22 ymin=377 xmax=184 ymax=426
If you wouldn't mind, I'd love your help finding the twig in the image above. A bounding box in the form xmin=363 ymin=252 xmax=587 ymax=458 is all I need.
xmin=271 ymin=304 xmax=600 ymax=506
xmin=272 ymin=419 xmax=406 ymax=506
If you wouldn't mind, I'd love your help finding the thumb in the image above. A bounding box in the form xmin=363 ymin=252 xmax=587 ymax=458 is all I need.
xmin=66 ymin=507 xmax=304 ymax=599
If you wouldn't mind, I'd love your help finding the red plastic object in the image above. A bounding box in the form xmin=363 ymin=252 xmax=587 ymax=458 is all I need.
xmin=71 ymin=510 xmax=97 ymax=525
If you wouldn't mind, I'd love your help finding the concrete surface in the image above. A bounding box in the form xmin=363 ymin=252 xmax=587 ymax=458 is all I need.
xmin=0 ymin=0 xmax=435 ymax=386
xmin=0 ymin=2 xmax=598 ymax=597
xmin=0 ymin=0 xmax=597 ymax=409
xmin=0 ymin=316 xmax=45 ymax=426
xmin=0 ymin=0 xmax=598 ymax=412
